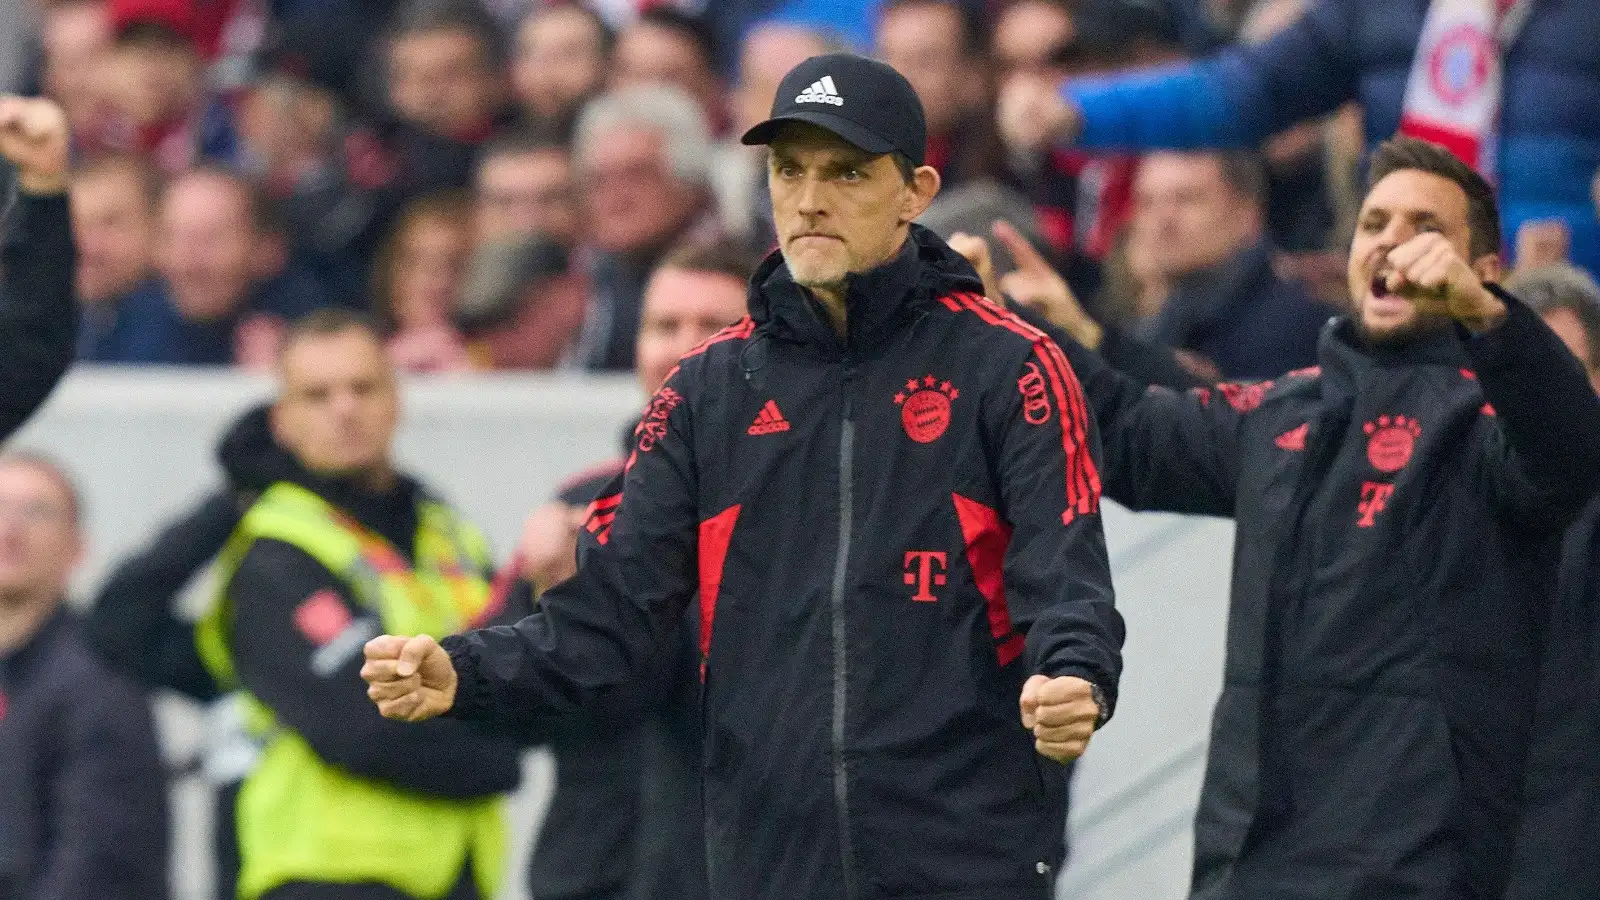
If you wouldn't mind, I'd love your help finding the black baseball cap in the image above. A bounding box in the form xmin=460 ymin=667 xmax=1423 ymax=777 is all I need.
xmin=740 ymin=53 xmax=928 ymax=167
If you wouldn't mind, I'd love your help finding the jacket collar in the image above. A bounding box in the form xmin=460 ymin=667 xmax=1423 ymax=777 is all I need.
xmin=1317 ymin=315 xmax=1468 ymax=404
xmin=748 ymin=224 xmax=984 ymax=354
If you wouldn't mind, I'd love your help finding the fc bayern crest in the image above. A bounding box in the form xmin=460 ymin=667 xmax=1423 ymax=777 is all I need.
xmin=894 ymin=375 xmax=958 ymax=443
xmin=1428 ymin=23 xmax=1494 ymax=107
xmin=1363 ymin=415 xmax=1422 ymax=473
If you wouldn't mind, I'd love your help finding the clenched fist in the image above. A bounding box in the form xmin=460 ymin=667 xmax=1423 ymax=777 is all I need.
xmin=1381 ymin=232 xmax=1507 ymax=334
xmin=1020 ymin=674 xmax=1103 ymax=763
xmin=362 ymin=634 xmax=458 ymax=722
xmin=0 ymin=96 xmax=69 ymax=195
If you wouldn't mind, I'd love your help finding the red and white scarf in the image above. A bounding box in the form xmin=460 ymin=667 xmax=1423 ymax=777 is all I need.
xmin=1398 ymin=0 xmax=1534 ymax=180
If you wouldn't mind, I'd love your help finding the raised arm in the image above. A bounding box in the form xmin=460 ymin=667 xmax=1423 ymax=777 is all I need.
xmin=364 ymin=370 xmax=704 ymax=725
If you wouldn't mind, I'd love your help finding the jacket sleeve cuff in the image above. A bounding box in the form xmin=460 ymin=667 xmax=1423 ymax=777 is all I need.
xmin=1042 ymin=664 xmax=1117 ymax=728
xmin=440 ymin=633 xmax=489 ymax=721
xmin=1456 ymin=284 xmax=1539 ymax=369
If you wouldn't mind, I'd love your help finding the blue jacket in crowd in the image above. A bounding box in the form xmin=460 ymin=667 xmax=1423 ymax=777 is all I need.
xmin=1063 ymin=0 xmax=1600 ymax=274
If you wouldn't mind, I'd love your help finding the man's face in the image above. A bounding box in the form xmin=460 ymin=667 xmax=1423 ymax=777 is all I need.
xmin=71 ymin=166 xmax=154 ymax=303
xmin=582 ymin=126 xmax=700 ymax=254
xmin=637 ymin=266 xmax=748 ymax=394
xmin=512 ymin=7 xmax=606 ymax=120
xmin=0 ymin=462 xmax=79 ymax=607
xmin=41 ymin=1 xmax=111 ymax=129
xmin=475 ymin=148 xmax=578 ymax=245
xmin=272 ymin=329 xmax=400 ymax=477
xmin=769 ymin=124 xmax=935 ymax=291
xmin=388 ymin=28 xmax=499 ymax=137
xmin=391 ymin=214 xmax=471 ymax=330
xmin=613 ymin=23 xmax=720 ymax=118
xmin=876 ymin=2 xmax=967 ymax=136
xmin=1347 ymin=169 xmax=1483 ymax=340
xmin=156 ymin=173 xmax=258 ymax=321
xmin=734 ymin=26 xmax=828 ymax=135
xmin=993 ymin=0 xmax=1074 ymax=78
xmin=1134 ymin=152 xmax=1260 ymax=278
xmin=106 ymin=33 xmax=201 ymax=126
xmin=1541 ymin=307 xmax=1600 ymax=395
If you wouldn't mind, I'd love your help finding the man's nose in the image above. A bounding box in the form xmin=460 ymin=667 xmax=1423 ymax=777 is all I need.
xmin=795 ymin=175 xmax=827 ymax=216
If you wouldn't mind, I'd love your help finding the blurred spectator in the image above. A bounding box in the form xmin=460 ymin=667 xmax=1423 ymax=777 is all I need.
xmin=612 ymin=8 xmax=727 ymax=135
xmin=569 ymin=85 xmax=722 ymax=371
xmin=385 ymin=0 xmax=507 ymax=145
xmin=715 ymin=20 xmax=835 ymax=247
xmin=473 ymin=131 xmax=579 ymax=246
xmin=92 ymin=168 xmax=329 ymax=367
xmin=38 ymin=0 xmax=114 ymax=146
xmin=509 ymin=4 xmax=611 ymax=139
xmin=874 ymin=0 xmax=1000 ymax=188
xmin=1131 ymin=150 xmax=1330 ymax=379
xmin=1505 ymin=262 xmax=1600 ymax=899
xmin=0 ymin=453 xmax=169 ymax=900
xmin=69 ymin=154 xmax=161 ymax=360
xmin=991 ymin=0 xmax=1073 ymax=81
xmin=455 ymin=234 xmax=583 ymax=369
xmin=95 ymin=1 xmax=241 ymax=172
xmin=374 ymin=191 xmax=476 ymax=373
xmin=1002 ymin=0 xmax=1600 ymax=274
xmin=514 ymin=237 xmax=756 ymax=900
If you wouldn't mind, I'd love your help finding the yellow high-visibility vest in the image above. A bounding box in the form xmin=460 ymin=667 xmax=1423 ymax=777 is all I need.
xmin=197 ymin=481 xmax=507 ymax=900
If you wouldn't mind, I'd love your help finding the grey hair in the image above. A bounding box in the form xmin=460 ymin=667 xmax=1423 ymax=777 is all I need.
xmin=1507 ymin=262 xmax=1600 ymax=366
xmin=573 ymin=85 xmax=713 ymax=187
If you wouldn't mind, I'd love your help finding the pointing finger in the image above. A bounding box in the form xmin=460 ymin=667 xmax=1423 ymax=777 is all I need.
xmin=992 ymin=219 xmax=1051 ymax=275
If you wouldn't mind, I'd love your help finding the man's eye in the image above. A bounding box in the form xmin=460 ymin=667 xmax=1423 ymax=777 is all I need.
xmin=841 ymin=169 xmax=864 ymax=182
xmin=777 ymin=165 xmax=801 ymax=179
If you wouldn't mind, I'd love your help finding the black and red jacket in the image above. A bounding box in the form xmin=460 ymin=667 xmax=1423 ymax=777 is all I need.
xmin=444 ymin=225 xmax=1124 ymax=900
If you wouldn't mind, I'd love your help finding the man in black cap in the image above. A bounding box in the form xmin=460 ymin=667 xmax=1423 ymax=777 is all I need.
xmin=363 ymin=54 xmax=1123 ymax=900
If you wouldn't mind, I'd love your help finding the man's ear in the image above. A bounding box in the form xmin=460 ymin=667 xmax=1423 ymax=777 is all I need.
xmin=1471 ymin=251 xmax=1504 ymax=284
xmin=900 ymin=165 xmax=942 ymax=224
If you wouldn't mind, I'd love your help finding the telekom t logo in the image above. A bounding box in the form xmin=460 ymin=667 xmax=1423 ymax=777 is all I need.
xmin=1357 ymin=481 xmax=1395 ymax=528
xmin=903 ymin=551 xmax=948 ymax=602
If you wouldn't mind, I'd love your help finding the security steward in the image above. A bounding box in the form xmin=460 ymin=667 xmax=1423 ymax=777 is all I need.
xmin=197 ymin=309 xmax=522 ymax=900
xmin=366 ymin=54 xmax=1124 ymax=900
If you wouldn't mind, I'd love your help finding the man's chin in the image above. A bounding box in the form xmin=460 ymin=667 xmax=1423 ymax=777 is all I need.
xmin=1357 ymin=311 xmax=1451 ymax=346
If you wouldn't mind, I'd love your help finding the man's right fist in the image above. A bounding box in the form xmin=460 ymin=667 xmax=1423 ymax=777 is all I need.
xmin=0 ymin=96 xmax=69 ymax=195
xmin=362 ymin=634 xmax=458 ymax=722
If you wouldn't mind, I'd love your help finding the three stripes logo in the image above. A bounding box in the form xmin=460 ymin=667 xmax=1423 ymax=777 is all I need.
xmin=747 ymin=400 xmax=791 ymax=435
xmin=585 ymin=493 xmax=622 ymax=545
xmin=795 ymin=75 xmax=844 ymax=106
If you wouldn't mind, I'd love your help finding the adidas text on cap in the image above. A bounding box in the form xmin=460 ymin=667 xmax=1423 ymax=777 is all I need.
xmin=740 ymin=53 xmax=928 ymax=167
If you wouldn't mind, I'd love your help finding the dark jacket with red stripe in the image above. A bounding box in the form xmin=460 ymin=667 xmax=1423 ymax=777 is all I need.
xmin=1059 ymin=291 xmax=1600 ymax=900
xmin=443 ymin=225 xmax=1125 ymax=900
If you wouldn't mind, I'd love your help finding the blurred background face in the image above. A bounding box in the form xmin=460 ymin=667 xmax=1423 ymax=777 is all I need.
xmin=612 ymin=22 xmax=720 ymax=120
xmin=106 ymin=32 xmax=201 ymax=126
xmin=876 ymin=1 xmax=968 ymax=136
xmin=71 ymin=165 xmax=154 ymax=304
xmin=475 ymin=148 xmax=578 ymax=245
xmin=993 ymin=0 xmax=1073 ymax=78
xmin=273 ymin=328 xmax=400 ymax=477
xmin=156 ymin=173 xmax=260 ymax=321
xmin=0 ymin=461 xmax=80 ymax=607
xmin=237 ymin=76 xmax=337 ymax=179
xmin=1541 ymin=307 xmax=1600 ymax=394
xmin=1134 ymin=152 xmax=1261 ymax=277
xmin=391 ymin=213 xmax=473 ymax=330
xmin=388 ymin=27 xmax=500 ymax=136
xmin=636 ymin=266 xmax=748 ymax=393
xmin=41 ymin=1 xmax=112 ymax=132
xmin=734 ymin=24 xmax=829 ymax=135
xmin=513 ymin=7 xmax=607 ymax=121
xmin=582 ymin=125 xmax=700 ymax=254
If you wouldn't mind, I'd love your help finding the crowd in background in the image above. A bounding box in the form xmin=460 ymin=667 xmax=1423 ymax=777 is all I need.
xmin=0 ymin=0 xmax=1542 ymax=382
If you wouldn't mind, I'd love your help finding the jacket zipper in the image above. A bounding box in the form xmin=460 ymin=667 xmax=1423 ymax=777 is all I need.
xmin=832 ymin=361 xmax=859 ymax=900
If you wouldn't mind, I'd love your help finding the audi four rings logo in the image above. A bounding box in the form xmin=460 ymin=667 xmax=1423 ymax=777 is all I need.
xmin=1018 ymin=362 xmax=1052 ymax=425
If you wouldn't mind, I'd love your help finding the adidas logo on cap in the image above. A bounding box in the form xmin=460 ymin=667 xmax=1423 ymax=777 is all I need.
xmin=795 ymin=75 xmax=844 ymax=106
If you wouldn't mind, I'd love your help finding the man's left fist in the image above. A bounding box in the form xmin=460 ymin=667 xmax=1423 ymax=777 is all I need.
xmin=1384 ymin=233 xmax=1506 ymax=334
xmin=1020 ymin=674 xmax=1102 ymax=764
xmin=0 ymin=96 xmax=69 ymax=195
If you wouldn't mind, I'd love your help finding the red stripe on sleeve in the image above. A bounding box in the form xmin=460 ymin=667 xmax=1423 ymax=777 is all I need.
xmin=952 ymin=492 xmax=1024 ymax=667
xmin=697 ymin=504 xmax=742 ymax=681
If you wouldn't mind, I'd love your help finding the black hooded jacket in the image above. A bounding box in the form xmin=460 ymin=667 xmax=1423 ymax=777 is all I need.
xmin=1060 ymin=290 xmax=1600 ymax=900
xmin=87 ymin=404 xmax=524 ymax=799
xmin=442 ymin=225 xmax=1124 ymax=900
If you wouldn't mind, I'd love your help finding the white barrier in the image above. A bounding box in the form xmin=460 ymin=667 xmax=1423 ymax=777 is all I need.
xmin=10 ymin=368 xmax=1235 ymax=900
